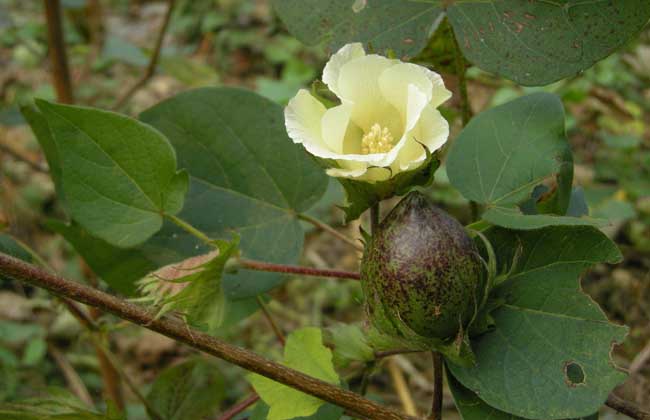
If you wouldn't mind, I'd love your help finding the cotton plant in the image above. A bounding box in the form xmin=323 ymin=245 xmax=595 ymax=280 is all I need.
xmin=3 ymin=2 xmax=649 ymax=420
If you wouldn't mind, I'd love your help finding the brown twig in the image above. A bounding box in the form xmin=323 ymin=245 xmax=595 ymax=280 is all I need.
xmin=48 ymin=343 xmax=94 ymax=407
xmin=451 ymin=26 xmax=471 ymax=126
xmin=297 ymin=213 xmax=364 ymax=252
xmin=91 ymin=336 xmax=164 ymax=420
xmin=256 ymin=296 xmax=285 ymax=346
xmin=606 ymin=393 xmax=650 ymax=420
xmin=0 ymin=143 xmax=49 ymax=173
xmin=0 ymin=252 xmax=415 ymax=420
xmin=238 ymin=259 xmax=360 ymax=281
xmin=111 ymin=0 xmax=175 ymax=110
xmin=629 ymin=341 xmax=650 ymax=376
xmin=43 ymin=0 xmax=74 ymax=104
xmin=217 ymin=394 xmax=260 ymax=420
xmin=428 ymin=352 xmax=443 ymax=420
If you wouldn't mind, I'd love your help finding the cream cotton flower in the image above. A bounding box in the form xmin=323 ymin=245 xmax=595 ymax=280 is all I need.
xmin=285 ymin=42 xmax=452 ymax=183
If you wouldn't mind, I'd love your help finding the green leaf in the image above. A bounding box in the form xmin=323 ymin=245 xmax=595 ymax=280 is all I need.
xmin=448 ymin=1 xmax=650 ymax=86
xmin=251 ymin=401 xmax=344 ymax=420
xmin=47 ymin=221 xmax=157 ymax=295
xmin=448 ymin=372 xmax=524 ymax=420
xmin=337 ymin=154 xmax=440 ymax=222
xmin=33 ymin=99 xmax=188 ymax=248
xmin=447 ymin=225 xmax=626 ymax=419
xmin=272 ymin=0 xmax=442 ymax=58
xmin=447 ymin=93 xmax=596 ymax=230
xmin=481 ymin=206 xmax=607 ymax=230
xmin=0 ymin=234 xmax=35 ymax=283
xmin=448 ymin=373 xmax=598 ymax=420
xmin=0 ymin=387 xmax=124 ymax=420
xmin=21 ymin=104 xmax=65 ymax=204
xmin=147 ymin=358 xmax=224 ymax=420
xmin=0 ymin=234 xmax=33 ymax=264
xmin=22 ymin=338 xmax=47 ymax=366
xmin=326 ymin=323 xmax=374 ymax=367
xmin=248 ymin=327 xmax=339 ymax=420
xmin=140 ymin=87 xmax=328 ymax=298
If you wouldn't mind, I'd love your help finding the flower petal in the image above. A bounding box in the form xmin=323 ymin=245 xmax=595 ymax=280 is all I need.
xmin=395 ymin=104 xmax=449 ymax=172
xmin=378 ymin=63 xmax=452 ymax=112
xmin=322 ymin=43 xmax=366 ymax=97
xmin=378 ymin=62 xmax=432 ymax=116
xmin=423 ymin=69 xmax=452 ymax=108
xmin=327 ymin=160 xmax=367 ymax=178
xmin=321 ymin=103 xmax=360 ymax=154
xmin=337 ymin=54 xmax=398 ymax=131
xmin=285 ymin=89 xmax=331 ymax=157
xmin=371 ymin=84 xmax=429 ymax=168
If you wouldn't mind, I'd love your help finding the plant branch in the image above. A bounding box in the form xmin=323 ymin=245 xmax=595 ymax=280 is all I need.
xmin=256 ymin=296 xmax=285 ymax=346
xmin=43 ymin=0 xmax=74 ymax=104
xmin=91 ymin=336 xmax=165 ymax=420
xmin=428 ymin=352 xmax=443 ymax=420
xmin=48 ymin=343 xmax=94 ymax=407
xmin=238 ymin=259 xmax=360 ymax=281
xmin=451 ymin=27 xmax=471 ymax=126
xmin=606 ymin=393 xmax=650 ymax=420
xmin=217 ymin=393 xmax=260 ymax=420
xmin=111 ymin=0 xmax=175 ymax=110
xmin=629 ymin=340 xmax=650 ymax=376
xmin=0 ymin=252 xmax=415 ymax=420
xmin=297 ymin=213 xmax=363 ymax=252
xmin=15 ymin=238 xmax=126 ymax=412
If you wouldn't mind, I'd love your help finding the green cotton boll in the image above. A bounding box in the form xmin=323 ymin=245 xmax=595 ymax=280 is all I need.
xmin=361 ymin=191 xmax=484 ymax=340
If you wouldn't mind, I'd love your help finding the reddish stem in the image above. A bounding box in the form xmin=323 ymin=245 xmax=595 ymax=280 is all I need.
xmin=239 ymin=259 xmax=360 ymax=281
xmin=218 ymin=394 xmax=260 ymax=420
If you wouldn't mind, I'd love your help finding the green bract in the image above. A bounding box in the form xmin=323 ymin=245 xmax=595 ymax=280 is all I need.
xmin=361 ymin=191 xmax=484 ymax=340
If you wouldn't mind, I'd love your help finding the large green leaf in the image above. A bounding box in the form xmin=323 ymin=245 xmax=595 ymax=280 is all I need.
xmin=32 ymin=100 xmax=188 ymax=248
xmin=272 ymin=0 xmax=442 ymax=58
xmin=447 ymin=93 xmax=598 ymax=230
xmin=47 ymin=221 xmax=157 ymax=295
xmin=448 ymin=1 xmax=650 ymax=86
xmin=147 ymin=358 xmax=224 ymax=420
xmin=448 ymin=372 xmax=524 ymax=420
xmin=248 ymin=328 xmax=339 ymax=420
xmin=140 ymin=87 xmax=328 ymax=298
xmin=448 ymin=225 xmax=626 ymax=419
xmin=448 ymin=373 xmax=597 ymax=420
xmin=274 ymin=1 xmax=650 ymax=86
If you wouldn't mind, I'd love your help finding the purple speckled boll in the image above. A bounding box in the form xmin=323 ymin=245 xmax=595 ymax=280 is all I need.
xmin=361 ymin=191 xmax=484 ymax=339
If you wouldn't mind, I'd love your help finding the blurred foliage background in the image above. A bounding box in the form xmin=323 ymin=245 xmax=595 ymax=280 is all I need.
xmin=0 ymin=0 xmax=648 ymax=418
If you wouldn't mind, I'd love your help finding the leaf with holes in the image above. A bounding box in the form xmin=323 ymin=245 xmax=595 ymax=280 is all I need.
xmin=447 ymin=93 xmax=600 ymax=230
xmin=33 ymin=100 xmax=188 ymax=248
xmin=140 ymin=87 xmax=328 ymax=299
xmin=248 ymin=328 xmax=339 ymax=420
xmin=147 ymin=358 xmax=224 ymax=420
xmin=448 ymin=0 xmax=650 ymax=86
xmin=272 ymin=0 xmax=442 ymax=58
xmin=447 ymin=225 xmax=626 ymax=419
